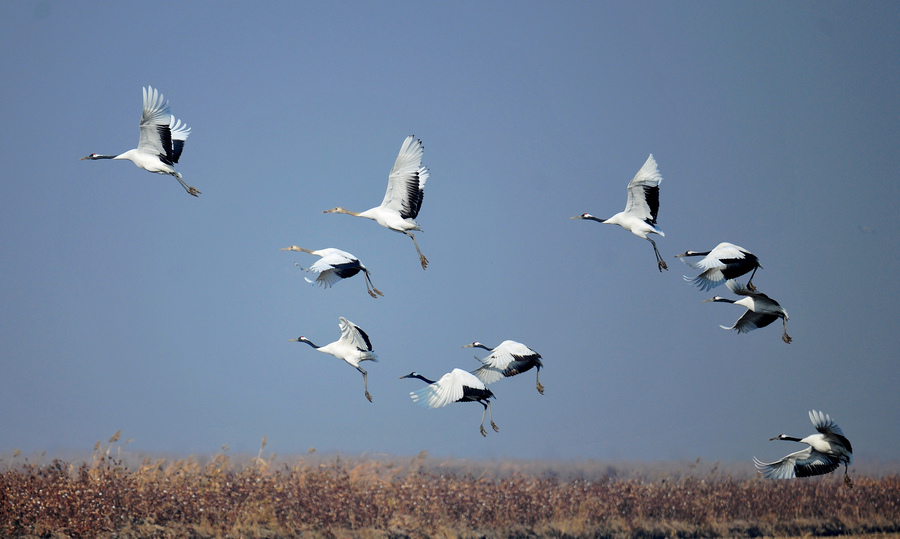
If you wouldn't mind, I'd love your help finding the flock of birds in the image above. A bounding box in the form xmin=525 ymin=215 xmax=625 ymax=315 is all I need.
xmin=79 ymin=86 xmax=853 ymax=485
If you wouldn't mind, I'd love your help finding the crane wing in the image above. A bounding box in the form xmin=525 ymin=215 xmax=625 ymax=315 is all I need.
xmin=473 ymin=340 xmax=541 ymax=380
xmin=724 ymin=279 xmax=777 ymax=303
xmin=380 ymin=136 xmax=428 ymax=220
xmin=339 ymin=317 xmax=374 ymax=352
xmin=410 ymin=368 xmax=482 ymax=408
xmin=723 ymin=310 xmax=778 ymax=333
xmin=753 ymin=449 xmax=840 ymax=479
xmin=137 ymin=86 xmax=174 ymax=162
xmin=809 ymin=410 xmax=853 ymax=453
xmin=623 ymin=154 xmax=662 ymax=225
xmin=681 ymin=243 xmax=750 ymax=271
xmin=168 ymin=117 xmax=191 ymax=163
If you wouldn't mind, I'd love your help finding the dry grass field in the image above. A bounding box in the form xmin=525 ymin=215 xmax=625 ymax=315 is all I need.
xmin=2 ymin=435 xmax=899 ymax=538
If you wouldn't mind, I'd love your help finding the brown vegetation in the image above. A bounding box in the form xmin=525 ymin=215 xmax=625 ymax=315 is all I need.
xmin=2 ymin=439 xmax=899 ymax=538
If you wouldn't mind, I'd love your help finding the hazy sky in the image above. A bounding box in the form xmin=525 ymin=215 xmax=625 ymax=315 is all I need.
xmin=2 ymin=2 xmax=898 ymax=469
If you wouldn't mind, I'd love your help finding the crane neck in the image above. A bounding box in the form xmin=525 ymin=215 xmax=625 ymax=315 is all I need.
xmin=408 ymin=373 xmax=436 ymax=384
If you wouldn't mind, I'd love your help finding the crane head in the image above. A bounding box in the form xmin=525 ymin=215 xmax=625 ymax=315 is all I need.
xmin=399 ymin=372 xmax=420 ymax=379
xmin=570 ymin=213 xmax=592 ymax=220
xmin=769 ymin=434 xmax=789 ymax=441
xmin=462 ymin=341 xmax=483 ymax=349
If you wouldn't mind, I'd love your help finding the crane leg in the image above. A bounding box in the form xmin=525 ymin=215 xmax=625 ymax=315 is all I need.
xmin=781 ymin=318 xmax=793 ymax=344
xmin=746 ymin=266 xmax=759 ymax=291
xmin=844 ymin=464 xmax=853 ymax=488
xmin=488 ymin=401 xmax=499 ymax=433
xmin=647 ymin=238 xmax=668 ymax=272
xmin=535 ymin=370 xmax=545 ymax=395
xmin=363 ymin=270 xmax=384 ymax=298
xmin=479 ymin=403 xmax=488 ymax=437
xmin=173 ymin=172 xmax=201 ymax=197
xmin=359 ymin=368 xmax=373 ymax=402
xmin=406 ymin=232 xmax=428 ymax=270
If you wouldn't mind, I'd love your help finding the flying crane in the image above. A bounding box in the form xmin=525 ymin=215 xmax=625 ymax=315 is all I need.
xmin=81 ymin=86 xmax=200 ymax=197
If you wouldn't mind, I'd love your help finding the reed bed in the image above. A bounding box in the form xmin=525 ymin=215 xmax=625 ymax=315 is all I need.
xmin=2 ymin=438 xmax=899 ymax=538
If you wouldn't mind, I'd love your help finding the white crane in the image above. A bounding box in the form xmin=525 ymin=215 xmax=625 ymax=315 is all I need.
xmin=80 ymin=86 xmax=200 ymax=197
xmin=323 ymin=135 xmax=430 ymax=269
xmin=463 ymin=341 xmax=545 ymax=394
xmin=280 ymin=246 xmax=383 ymax=298
xmin=290 ymin=317 xmax=378 ymax=402
xmin=675 ymin=242 xmax=762 ymax=291
xmin=571 ymin=154 xmax=667 ymax=272
xmin=703 ymin=279 xmax=791 ymax=343
xmin=400 ymin=369 xmax=498 ymax=436
xmin=754 ymin=410 xmax=853 ymax=487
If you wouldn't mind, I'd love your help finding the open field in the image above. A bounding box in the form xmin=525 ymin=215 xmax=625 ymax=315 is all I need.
xmin=2 ymin=440 xmax=899 ymax=538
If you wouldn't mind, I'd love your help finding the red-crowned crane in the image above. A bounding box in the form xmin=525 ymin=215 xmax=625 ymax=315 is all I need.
xmin=280 ymin=246 xmax=382 ymax=298
xmin=290 ymin=317 xmax=378 ymax=402
xmin=703 ymin=279 xmax=791 ymax=343
xmin=400 ymin=369 xmax=498 ymax=436
xmin=323 ymin=135 xmax=430 ymax=269
xmin=754 ymin=410 xmax=853 ymax=487
xmin=571 ymin=154 xmax=667 ymax=271
xmin=463 ymin=340 xmax=545 ymax=394
xmin=675 ymin=242 xmax=762 ymax=291
xmin=80 ymin=86 xmax=200 ymax=197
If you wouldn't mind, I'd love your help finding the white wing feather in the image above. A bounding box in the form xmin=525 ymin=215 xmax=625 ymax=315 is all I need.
xmin=137 ymin=86 xmax=172 ymax=156
xmin=410 ymin=368 xmax=484 ymax=409
xmin=380 ymin=136 xmax=428 ymax=217
xmin=623 ymin=154 xmax=662 ymax=221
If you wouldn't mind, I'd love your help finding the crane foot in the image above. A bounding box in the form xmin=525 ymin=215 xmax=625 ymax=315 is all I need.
xmin=420 ymin=255 xmax=429 ymax=270
xmin=658 ymin=260 xmax=668 ymax=272
xmin=479 ymin=426 xmax=487 ymax=437
xmin=187 ymin=186 xmax=201 ymax=197
xmin=365 ymin=391 xmax=373 ymax=403
xmin=491 ymin=421 xmax=499 ymax=433
xmin=782 ymin=334 xmax=793 ymax=344
xmin=536 ymin=383 xmax=545 ymax=395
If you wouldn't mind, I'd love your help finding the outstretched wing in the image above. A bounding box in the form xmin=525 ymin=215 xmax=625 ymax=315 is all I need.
xmin=380 ymin=136 xmax=428 ymax=219
xmin=682 ymin=244 xmax=758 ymax=291
xmin=168 ymin=116 xmax=191 ymax=163
xmin=339 ymin=317 xmax=374 ymax=352
xmin=753 ymin=449 xmax=841 ymax=479
xmin=471 ymin=340 xmax=541 ymax=384
xmin=410 ymin=368 xmax=483 ymax=408
xmin=137 ymin=86 xmax=173 ymax=162
xmin=810 ymin=410 xmax=853 ymax=453
xmin=623 ymin=154 xmax=663 ymax=225
xmin=723 ymin=310 xmax=778 ymax=333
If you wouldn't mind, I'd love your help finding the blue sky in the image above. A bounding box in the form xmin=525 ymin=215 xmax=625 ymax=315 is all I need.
xmin=1 ymin=1 xmax=898 ymax=468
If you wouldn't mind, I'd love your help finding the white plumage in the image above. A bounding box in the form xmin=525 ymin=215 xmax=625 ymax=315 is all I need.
xmin=464 ymin=340 xmax=545 ymax=394
xmin=571 ymin=154 xmax=667 ymax=271
xmin=280 ymin=245 xmax=383 ymax=298
xmin=400 ymin=368 xmax=498 ymax=436
xmin=675 ymin=242 xmax=762 ymax=291
xmin=704 ymin=279 xmax=791 ymax=343
xmin=324 ymin=135 xmax=430 ymax=269
xmin=754 ymin=410 xmax=853 ymax=486
xmin=80 ymin=86 xmax=200 ymax=197
xmin=290 ymin=317 xmax=379 ymax=402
